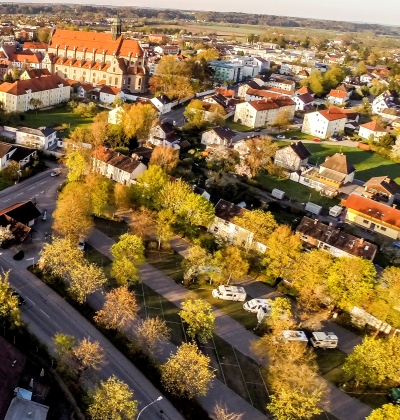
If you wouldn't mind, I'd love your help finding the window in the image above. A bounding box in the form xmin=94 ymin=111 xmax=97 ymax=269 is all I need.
xmin=115 ymin=78 xmax=118 ymax=85
xmin=362 ymin=219 xmax=369 ymax=224
xmin=213 ymin=227 xmax=218 ymax=232
xmin=127 ymin=77 xmax=131 ymax=85
xmin=224 ymin=220 xmax=229 ymax=226
xmin=380 ymin=226 xmax=387 ymax=231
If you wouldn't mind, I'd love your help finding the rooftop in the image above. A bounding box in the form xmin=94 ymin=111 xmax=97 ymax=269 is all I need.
xmin=320 ymin=153 xmax=355 ymax=175
xmin=5 ymin=397 xmax=48 ymax=420
xmin=214 ymin=199 xmax=247 ymax=222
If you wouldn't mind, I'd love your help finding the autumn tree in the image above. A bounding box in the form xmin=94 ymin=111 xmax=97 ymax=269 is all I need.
xmin=149 ymin=145 xmax=179 ymax=173
xmin=342 ymin=336 xmax=400 ymax=387
xmin=196 ymin=49 xmax=219 ymax=61
xmin=128 ymin=207 xmax=155 ymax=239
xmin=86 ymin=173 xmax=114 ymax=216
xmin=69 ymin=263 xmax=107 ymax=304
xmin=29 ymin=98 xmax=43 ymax=113
xmin=208 ymin=103 xmax=227 ymax=126
xmin=73 ymin=338 xmax=106 ymax=378
xmin=266 ymin=297 xmax=295 ymax=332
xmin=179 ymin=298 xmax=216 ymax=343
xmin=327 ymin=256 xmax=376 ymax=310
xmin=52 ymin=182 xmax=93 ymax=240
xmin=213 ymin=245 xmax=249 ymax=284
xmin=37 ymin=27 xmax=51 ymax=43
xmin=94 ymin=287 xmax=138 ymax=330
xmin=129 ymin=165 xmax=169 ymax=210
xmin=233 ymin=209 xmax=277 ymax=247
xmin=366 ymin=404 xmax=400 ymax=420
xmin=241 ymin=136 xmax=279 ymax=177
xmin=212 ymin=403 xmax=243 ymax=420
xmin=0 ymin=270 xmax=21 ymax=328
xmin=161 ymin=342 xmax=215 ymax=398
xmin=184 ymin=99 xmax=207 ymax=130
xmin=182 ymin=244 xmax=213 ymax=282
xmin=135 ymin=317 xmax=171 ymax=355
xmin=0 ymin=225 xmax=14 ymax=246
xmin=323 ymin=65 xmax=346 ymax=90
xmin=301 ymin=69 xmax=325 ymax=96
xmin=121 ymin=103 xmax=158 ymax=144
xmin=272 ymin=109 xmax=292 ymax=132
xmin=263 ymin=225 xmax=302 ymax=283
xmin=88 ymin=376 xmax=137 ymax=420
xmin=53 ymin=333 xmax=76 ymax=361
xmin=89 ymin=111 xmax=109 ymax=149
xmin=114 ymin=183 xmax=131 ymax=210
xmin=64 ymin=143 xmax=90 ymax=182
xmin=354 ymin=61 xmax=368 ymax=76
xmin=156 ymin=209 xmax=175 ymax=249
xmin=110 ymin=234 xmax=145 ymax=285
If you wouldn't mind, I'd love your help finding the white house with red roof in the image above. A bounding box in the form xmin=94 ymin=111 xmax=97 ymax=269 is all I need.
xmin=327 ymin=85 xmax=351 ymax=105
xmin=302 ymin=108 xmax=347 ymax=139
xmin=99 ymin=85 xmax=124 ymax=104
xmin=359 ymin=121 xmax=387 ymax=142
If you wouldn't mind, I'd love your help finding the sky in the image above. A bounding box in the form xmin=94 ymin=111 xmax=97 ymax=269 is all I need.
xmin=4 ymin=0 xmax=400 ymax=27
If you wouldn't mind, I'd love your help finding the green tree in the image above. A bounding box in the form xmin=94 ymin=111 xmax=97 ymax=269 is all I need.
xmin=324 ymin=65 xmax=346 ymax=90
xmin=0 ymin=270 xmax=21 ymax=328
xmin=28 ymin=98 xmax=43 ymax=113
xmin=327 ymin=257 xmax=376 ymax=309
xmin=86 ymin=173 xmax=114 ymax=216
xmin=184 ymin=99 xmax=206 ymax=130
xmin=342 ymin=336 xmax=400 ymax=387
xmin=156 ymin=209 xmax=175 ymax=249
xmin=179 ymin=298 xmax=216 ymax=343
xmin=121 ymin=103 xmax=158 ymax=144
xmin=213 ymin=246 xmax=249 ymax=284
xmin=65 ymin=147 xmax=89 ymax=182
xmin=12 ymin=66 xmax=19 ymax=81
xmin=129 ymin=165 xmax=169 ymax=210
xmin=110 ymin=234 xmax=145 ymax=285
xmin=113 ymin=96 xmax=123 ymax=108
xmin=182 ymin=244 xmax=213 ymax=282
xmin=161 ymin=342 xmax=215 ymax=398
xmin=354 ymin=61 xmax=368 ymax=76
xmin=53 ymin=333 xmax=76 ymax=362
xmin=94 ymin=287 xmax=138 ymax=330
xmin=301 ymin=70 xmax=324 ymax=96
xmin=88 ymin=376 xmax=137 ymax=420
xmin=366 ymin=404 xmax=400 ymax=420
xmin=52 ymin=182 xmax=93 ymax=240
xmin=37 ymin=27 xmax=51 ymax=43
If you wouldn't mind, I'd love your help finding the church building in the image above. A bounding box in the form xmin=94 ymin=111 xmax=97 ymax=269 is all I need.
xmin=43 ymin=18 xmax=149 ymax=93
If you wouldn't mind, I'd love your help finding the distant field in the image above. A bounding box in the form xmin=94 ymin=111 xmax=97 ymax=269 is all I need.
xmin=161 ymin=23 xmax=265 ymax=37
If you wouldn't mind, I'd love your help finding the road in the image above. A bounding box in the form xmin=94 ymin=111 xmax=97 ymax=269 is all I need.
xmin=0 ymin=169 xmax=184 ymax=420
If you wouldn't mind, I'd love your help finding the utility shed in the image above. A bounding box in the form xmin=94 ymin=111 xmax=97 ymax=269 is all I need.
xmin=5 ymin=396 xmax=49 ymax=420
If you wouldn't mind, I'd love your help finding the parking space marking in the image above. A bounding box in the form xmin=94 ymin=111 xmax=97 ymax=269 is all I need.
xmin=233 ymin=346 xmax=253 ymax=405
xmin=28 ymin=186 xmax=35 ymax=190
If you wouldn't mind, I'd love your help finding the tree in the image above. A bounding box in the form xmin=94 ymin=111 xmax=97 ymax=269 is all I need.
xmin=12 ymin=66 xmax=19 ymax=81
xmin=149 ymin=145 xmax=179 ymax=173
xmin=73 ymin=338 xmax=106 ymax=378
xmin=301 ymin=70 xmax=324 ymax=96
xmin=272 ymin=109 xmax=292 ymax=132
xmin=233 ymin=209 xmax=277 ymax=246
xmin=86 ymin=173 xmax=114 ymax=216
xmin=323 ymin=65 xmax=346 ymax=90
xmin=208 ymin=103 xmax=227 ymax=126
xmin=161 ymin=342 xmax=215 ymax=398
xmin=53 ymin=333 xmax=76 ymax=363
xmin=88 ymin=376 xmax=137 ymax=420
xmin=94 ymin=287 xmax=138 ymax=330
xmin=184 ymin=99 xmax=206 ymax=130
xmin=327 ymin=257 xmax=376 ymax=309
xmin=213 ymin=246 xmax=249 ymax=284
xmin=0 ymin=225 xmax=14 ymax=246
xmin=156 ymin=209 xmax=175 ymax=249
xmin=113 ymin=96 xmax=123 ymax=108
xmin=266 ymin=297 xmax=295 ymax=332
xmin=37 ymin=27 xmax=51 ymax=43
xmin=241 ymin=136 xmax=278 ymax=177
xmin=129 ymin=165 xmax=169 ymax=210
xmin=366 ymin=404 xmax=400 ymax=420
xmin=354 ymin=61 xmax=368 ymax=76
xmin=263 ymin=226 xmax=302 ymax=283
xmin=29 ymin=98 xmax=43 ymax=113
xmin=114 ymin=183 xmax=131 ymax=210
xmin=89 ymin=111 xmax=109 ymax=149
xmin=182 ymin=244 xmax=213 ymax=282
xmin=110 ymin=234 xmax=145 ymax=285
xmin=65 ymin=147 xmax=89 ymax=182
xmin=212 ymin=403 xmax=243 ymax=420
xmin=128 ymin=207 xmax=155 ymax=239
xmin=121 ymin=103 xmax=158 ymax=143
xmin=52 ymin=182 xmax=93 ymax=240
xmin=135 ymin=317 xmax=171 ymax=354
xmin=179 ymin=298 xmax=216 ymax=343
xmin=196 ymin=49 xmax=219 ymax=61
xmin=69 ymin=262 xmax=107 ymax=304
xmin=0 ymin=270 xmax=21 ymax=328
xmin=343 ymin=336 xmax=400 ymax=387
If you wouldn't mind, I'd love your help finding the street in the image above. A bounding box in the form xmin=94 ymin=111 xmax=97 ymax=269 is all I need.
xmin=0 ymin=168 xmax=184 ymax=420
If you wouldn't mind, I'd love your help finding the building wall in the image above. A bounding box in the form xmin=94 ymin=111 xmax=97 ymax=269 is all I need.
xmin=302 ymin=112 xmax=346 ymax=139
xmin=359 ymin=126 xmax=387 ymax=142
xmin=274 ymin=148 xmax=304 ymax=171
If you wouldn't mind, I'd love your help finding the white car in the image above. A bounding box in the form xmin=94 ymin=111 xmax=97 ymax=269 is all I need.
xmin=77 ymin=238 xmax=86 ymax=251
xmin=276 ymin=134 xmax=286 ymax=139
xmin=51 ymin=168 xmax=61 ymax=177
xmin=243 ymin=298 xmax=272 ymax=313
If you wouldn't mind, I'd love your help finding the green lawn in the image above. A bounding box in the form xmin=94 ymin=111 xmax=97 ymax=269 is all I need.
xmin=145 ymin=251 xmax=185 ymax=283
xmin=23 ymin=106 xmax=96 ymax=137
xmin=225 ymin=117 xmax=253 ymax=132
xmin=93 ymin=217 xmax=129 ymax=242
xmin=254 ymin=172 xmax=340 ymax=208
xmin=305 ymin=144 xmax=400 ymax=183
xmin=284 ymin=129 xmax=315 ymax=140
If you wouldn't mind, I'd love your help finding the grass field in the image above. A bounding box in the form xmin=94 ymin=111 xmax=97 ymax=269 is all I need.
xmin=225 ymin=118 xmax=253 ymax=132
xmin=145 ymin=250 xmax=185 ymax=284
xmin=93 ymin=217 xmax=129 ymax=242
xmin=305 ymin=144 xmax=400 ymax=183
xmin=23 ymin=106 xmax=96 ymax=137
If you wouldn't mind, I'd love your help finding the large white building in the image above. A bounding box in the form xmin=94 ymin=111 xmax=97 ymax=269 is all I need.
xmin=301 ymin=108 xmax=347 ymax=139
xmin=234 ymin=96 xmax=295 ymax=128
xmin=0 ymin=74 xmax=70 ymax=112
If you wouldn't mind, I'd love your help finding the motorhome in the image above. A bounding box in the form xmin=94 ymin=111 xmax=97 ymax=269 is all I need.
xmin=212 ymin=285 xmax=247 ymax=301
xmin=282 ymin=330 xmax=308 ymax=343
xmin=310 ymin=332 xmax=338 ymax=349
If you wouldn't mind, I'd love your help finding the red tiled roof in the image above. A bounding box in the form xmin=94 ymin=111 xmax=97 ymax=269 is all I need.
xmin=360 ymin=120 xmax=387 ymax=132
xmin=342 ymin=194 xmax=400 ymax=230
xmin=248 ymin=96 xmax=295 ymax=111
xmin=0 ymin=74 xmax=69 ymax=95
xmin=100 ymin=85 xmax=121 ymax=95
xmin=318 ymin=108 xmax=347 ymax=122
xmin=23 ymin=41 xmax=48 ymax=50
xmin=328 ymin=89 xmax=347 ymax=99
xmin=296 ymin=86 xmax=313 ymax=95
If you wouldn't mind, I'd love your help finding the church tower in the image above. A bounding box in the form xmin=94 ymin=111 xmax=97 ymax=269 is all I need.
xmin=111 ymin=16 xmax=122 ymax=41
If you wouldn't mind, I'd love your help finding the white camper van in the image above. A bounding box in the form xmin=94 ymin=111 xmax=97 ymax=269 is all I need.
xmin=282 ymin=330 xmax=308 ymax=343
xmin=212 ymin=285 xmax=246 ymax=302
xmin=310 ymin=332 xmax=338 ymax=349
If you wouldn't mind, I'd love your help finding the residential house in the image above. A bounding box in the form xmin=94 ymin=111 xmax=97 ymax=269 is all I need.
xmin=295 ymin=86 xmax=314 ymax=96
xmin=244 ymin=88 xmax=293 ymax=102
xmin=297 ymin=153 xmax=356 ymax=197
xmin=0 ymin=44 xmax=43 ymax=70
xmin=274 ymin=141 xmax=311 ymax=171
xmin=238 ymin=80 xmax=263 ymax=98
xmin=372 ymin=90 xmax=400 ymax=117
xmin=0 ymin=74 xmax=70 ymax=112
xmin=363 ymin=176 xmax=400 ymax=206
xmin=92 ymin=147 xmax=147 ymax=185
xmin=99 ymin=85 xmax=124 ymax=104
xmin=5 ymin=395 xmax=49 ymax=420
xmin=209 ymin=199 xmax=267 ymax=253
xmin=108 ymin=105 xmax=126 ymax=124
xmin=209 ymin=60 xmax=244 ymax=83
xmin=342 ymin=194 xmax=400 ymax=240
xmin=192 ymin=185 xmax=211 ymax=201
xmin=297 ymin=217 xmax=377 ymax=261
xmin=358 ymin=121 xmax=387 ymax=142
xmin=201 ymin=126 xmax=236 ymax=147
xmin=327 ymin=87 xmax=351 ymax=105
xmin=264 ymin=75 xmax=295 ymax=92
xmin=301 ymin=108 xmax=347 ymax=139
xmin=20 ymin=68 xmax=51 ymax=80
xmin=23 ymin=41 xmax=49 ymax=55
xmin=15 ymin=127 xmax=57 ymax=150
xmin=154 ymin=45 xmax=180 ymax=56
xmin=148 ymin=121 xmax=180 ymax=147
xmin=150 ymin=95 xmax=173 ymax=114
xmin=77 ymin=83 xmax=95 ymax=99
xmin=234 ymin=96 xmax=296 ymax=128
xmin=0 ymin=142 xmax=37 ymax=170
xmin=293 ymin=93 xmax=315 ymax=111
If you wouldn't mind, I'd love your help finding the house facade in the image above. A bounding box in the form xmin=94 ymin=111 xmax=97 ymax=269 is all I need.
xmin=301 ymin=108 xmax=347 ymax=139
xmin=0 ymin=75 xmax=70 ymax=112
xmin=15 ymin=127 xmax=57 ymax=150
xmin=43 ymin=18 xmax=149 ymax=93
xmin=0 ymin=142 xmax=37 ymax=169
xmin=150 ymin=95 xmax=173 ymax=114
xmin=148 ymin=122 xmax=180 ymax=147
xmin=274 ymin=141 xmax=311 ymax=171
xmin=342 ymin=194 xmax=400 ymax=240
xmin=363 ymin=176 xmax=400 ymax=206
xmin=201 ymin=126 xmax=237 ymax=147
xmin=359 ymin=121 xmax=387 ymax=142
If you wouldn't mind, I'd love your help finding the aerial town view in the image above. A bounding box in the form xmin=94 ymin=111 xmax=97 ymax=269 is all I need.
xmin=0 ymin=0 xmax=400 ymax=419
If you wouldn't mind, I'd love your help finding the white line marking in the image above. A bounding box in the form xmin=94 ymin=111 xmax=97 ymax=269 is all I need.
xmin=40 ymin=309 xmax=50 ymax=318
xmin=16 ymin=193 xmax=23 ymax=196
xmin=39 ymin=181 xmax=46 ymax=185
xmin=40 ymin=191 xmax=45 ymax=194
xmin=26 ymin=297 xmax=35 ymax=305
xmin=28 ymin=187 xmax=35 ymax=190
xmin=3 ymin=198 xmax=10 ymax=202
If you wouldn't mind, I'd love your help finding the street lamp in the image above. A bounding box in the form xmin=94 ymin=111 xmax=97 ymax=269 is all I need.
xmin=136 ymin=396 xmax=163 ymax=419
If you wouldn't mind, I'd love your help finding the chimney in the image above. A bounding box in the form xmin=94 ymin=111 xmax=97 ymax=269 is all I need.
xmin=314 ymin=219 xmax=318 ymax=225
xmin=393 ymin=204 xmax=397 ymax=209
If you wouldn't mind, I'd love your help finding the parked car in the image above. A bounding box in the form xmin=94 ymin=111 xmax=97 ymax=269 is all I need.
xmin=290 ymin=136 xmax=299 ymax=140
xmin=313 ymin=138 xmax=321 ymax=142
xmin=212 ymin=285 xmax=246 ymax=302
xmin=243 ymin=298 xmax=272 ymax=313
xmin=253 ymin=128 xmax=261 ymax=132
xmin=41 ymin=210 xmax=47 ymax=221
xmin=276 ymin=134 xmax=286 ymax=139
xmin=51 ymin=168 xmax=61 ymax=177
xmin=78 ymin=238 xmax=86 ymax=251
